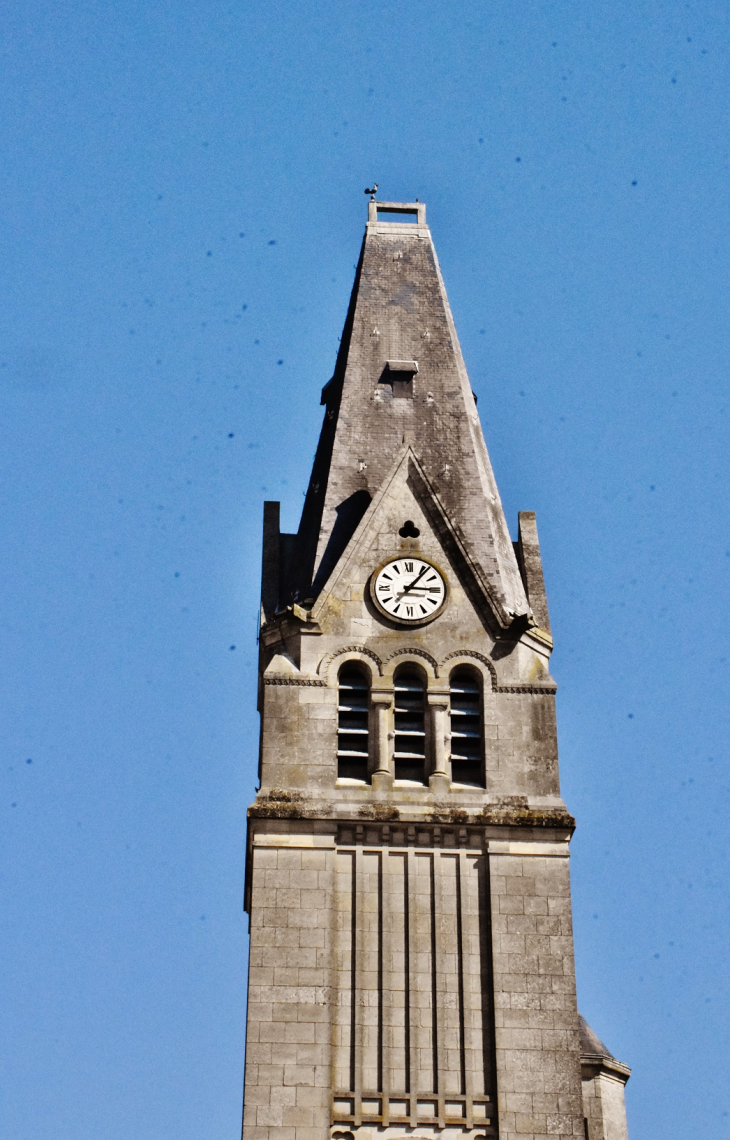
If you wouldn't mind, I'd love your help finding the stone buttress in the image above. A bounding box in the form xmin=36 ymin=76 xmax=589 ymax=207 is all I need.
xmin=241 ymin=201 xmax=630 ymax=1140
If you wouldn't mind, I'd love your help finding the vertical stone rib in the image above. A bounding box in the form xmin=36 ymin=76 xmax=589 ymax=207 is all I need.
xmin=381 ymin=852 xmax=391 ymax=1122
xmin=455 ymin=855 xmax=467 ymax=1097
xmin=436 ymin=853 xmax=463 ymax=1104
xmin=377 ymin=851 xmax=384 ymax=1097
xmin=460 ymin=852 xmax=480 ymax=1112
xmin=477 ymin=853 xmax=498 ymax=1119
xmin=429 ymin=853 xmax=440 ymax=1106
xmin=333 ymin=850 xmax=356 ymax=1095
xmin=402 ymin=851 xmax=412 ymax=1098
xmin=360 ymin=850 xmax=380 ymax=1095
xmin=384 ymin=852 xmax=408 ymax=1100
xmin=350 ymin=851 xmax=357 ymax=1097
xmin=406 ymin=848 xmax=419 ymax=1123
xmin=354 ymin=846 xmax=363 ymax=1122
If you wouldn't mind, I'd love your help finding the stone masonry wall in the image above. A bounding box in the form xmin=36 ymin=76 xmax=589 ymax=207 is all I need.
xmin=243 ymin=838 xmax=335 ymax=1140
xmin=489 ymin=849 xmax=584 ymax=1140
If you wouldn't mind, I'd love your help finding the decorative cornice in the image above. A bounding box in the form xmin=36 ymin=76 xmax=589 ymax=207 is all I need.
xmin=263 ymin=676 xmax=326 ymax=687
xmin=496 ymin=684 xmax=557 ymax=695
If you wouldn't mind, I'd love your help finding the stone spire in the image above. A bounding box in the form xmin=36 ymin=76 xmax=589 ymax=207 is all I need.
xmin=291 ymin=200 xmax=529 ymax=627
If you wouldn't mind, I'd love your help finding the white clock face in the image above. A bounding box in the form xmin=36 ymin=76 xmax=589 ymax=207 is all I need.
xmin=372 ymin=558 xmax=446 ymax=623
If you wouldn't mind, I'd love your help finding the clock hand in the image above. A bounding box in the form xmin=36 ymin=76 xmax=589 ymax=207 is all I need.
xmin=401 ymin=565 xmax=429 ymax=595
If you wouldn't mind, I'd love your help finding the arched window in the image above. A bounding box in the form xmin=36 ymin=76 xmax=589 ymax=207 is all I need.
xmin=449 ymin=669 xmax=484 ymax=787
xmin=393 ymin=668 xmax=426 ymax=784
xmin=337 ymin=665 xmax=370 ymax=781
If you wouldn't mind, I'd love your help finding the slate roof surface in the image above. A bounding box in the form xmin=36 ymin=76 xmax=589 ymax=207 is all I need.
xmin=579 ymin=1013 xmax=615 ymax=1059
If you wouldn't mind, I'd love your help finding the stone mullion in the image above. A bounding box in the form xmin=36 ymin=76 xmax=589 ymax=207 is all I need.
xmin=427 ymin=692 xmax=450 ymax=794
xmin=371 ymin=691 xmax=393 ymax=790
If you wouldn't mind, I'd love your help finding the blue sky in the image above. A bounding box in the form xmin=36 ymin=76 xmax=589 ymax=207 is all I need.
xmin=1 ymin=2 xmax=728 ymax=1137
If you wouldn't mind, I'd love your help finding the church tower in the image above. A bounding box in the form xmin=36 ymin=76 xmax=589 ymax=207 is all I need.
xmin=242 ymin=201 xmax=630 ymax=1140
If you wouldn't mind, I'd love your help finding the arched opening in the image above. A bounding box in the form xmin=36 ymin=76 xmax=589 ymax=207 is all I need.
xmin=393 ymin=667 xmax=426 ymax=784
xmin=449 ymin=668 xmax=484 ymax=787
xmin=337 ymin=664 xmax=370 ymax=781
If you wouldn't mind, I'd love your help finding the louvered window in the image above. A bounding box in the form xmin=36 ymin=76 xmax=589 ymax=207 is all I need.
xmin=449 ymin=670 xmax=484 ymax=787
xmin=337 ymin=666 xmax=370 ymax=781
xmin=393 ymin=669 xmax=426 ymax=784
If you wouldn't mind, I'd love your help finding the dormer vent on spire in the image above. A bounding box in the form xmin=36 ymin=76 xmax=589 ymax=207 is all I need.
xmin=385 ymin=359 xmax=418 ymax=373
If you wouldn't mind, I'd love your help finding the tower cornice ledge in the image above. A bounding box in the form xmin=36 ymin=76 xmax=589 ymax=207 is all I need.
xmin=580 ymin=1054 xmax=632 ymax=1084
xmin=247 ymin=792 xmax=575 ymax=833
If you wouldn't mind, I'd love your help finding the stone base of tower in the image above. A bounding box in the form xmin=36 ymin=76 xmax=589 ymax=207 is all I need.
xmin=242 ymin=818 xmax=585 ymax=1140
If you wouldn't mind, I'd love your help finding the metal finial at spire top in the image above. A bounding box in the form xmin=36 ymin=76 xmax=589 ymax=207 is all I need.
xmin=364 ymin=183 xmax=378 ymax=199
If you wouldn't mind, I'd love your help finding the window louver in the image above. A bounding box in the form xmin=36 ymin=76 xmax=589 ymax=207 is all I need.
xmin=337 ymin=666 xmax=370 ymax=781
xmin=393 ymin=670 xmax=426 ymax=784
xmin=449 ymin=671 xmax=484 ymax=787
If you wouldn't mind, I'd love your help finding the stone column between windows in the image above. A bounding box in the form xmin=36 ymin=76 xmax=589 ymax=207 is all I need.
xmin=371 ymin=691 xmax=393 ymax=790
xmin=428 ymin=691 xmax=450 ymax=793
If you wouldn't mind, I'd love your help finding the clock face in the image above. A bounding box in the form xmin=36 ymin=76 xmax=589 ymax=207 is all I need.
xmin=371 ymin=557 xmax=447 ymax=623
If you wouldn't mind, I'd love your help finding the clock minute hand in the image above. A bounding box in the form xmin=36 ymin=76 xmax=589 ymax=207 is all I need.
xmin=401 ymin=565 xmax=429 ymax=595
